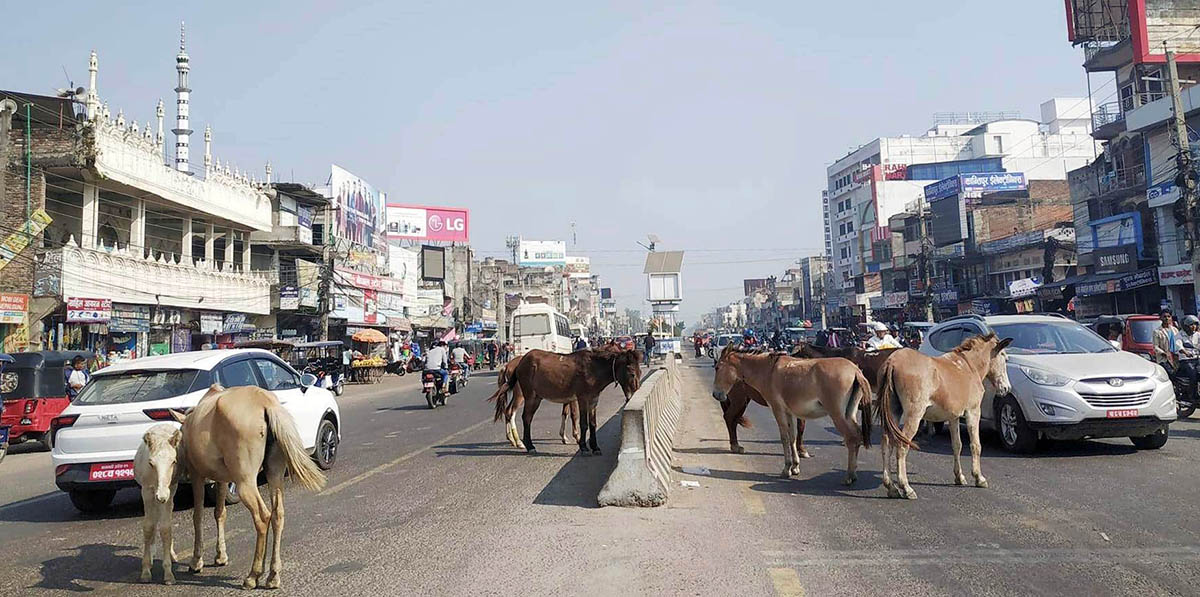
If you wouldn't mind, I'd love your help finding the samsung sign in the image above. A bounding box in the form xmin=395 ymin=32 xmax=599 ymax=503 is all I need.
xmin=1094 ymin=244 xmax=1137 ymax=274
xmin=923 ymin=172 xmax=1027 ymax=200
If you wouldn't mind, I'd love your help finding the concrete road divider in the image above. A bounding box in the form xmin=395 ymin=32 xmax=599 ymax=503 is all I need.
xmin=598 ymin=358 xmax=682 ymax=507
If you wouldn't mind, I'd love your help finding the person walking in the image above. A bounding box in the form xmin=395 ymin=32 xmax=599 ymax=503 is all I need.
xmin=486 ymin=340 xmax=497 ymax=369
xmin=642 ymin=332 xmax=656 ymax=366
xmin=1153 ymin=308 xmax=1182 ymax=373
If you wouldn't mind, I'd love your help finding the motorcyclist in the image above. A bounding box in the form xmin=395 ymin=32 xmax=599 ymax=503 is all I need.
xmin=742 ymin=329 xmax=756 ymax=348
xmin=866 ymin=321 xmax=901 ymax=351
xmin=425 ymin=341 xmax=450 ymax=390
xmin=1178 ymin=315 xmax=1200 ymax=394
xmin=450 ymin=342 xmax=470 ymax=381
xmin=1153 ymin=309 xmax=1182 ymax=372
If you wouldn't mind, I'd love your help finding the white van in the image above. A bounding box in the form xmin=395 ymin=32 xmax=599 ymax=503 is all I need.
xmin=510 ymin=302 xmax=573 ymax=356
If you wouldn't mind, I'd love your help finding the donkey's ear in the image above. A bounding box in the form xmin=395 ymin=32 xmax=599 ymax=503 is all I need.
xmin=169 ymin=408 xmax=188 ymax=424
xmin=993 ymin=337 xmax=1013 ymax=354
xmin=168 ymin=428 xmax=182 ymax=447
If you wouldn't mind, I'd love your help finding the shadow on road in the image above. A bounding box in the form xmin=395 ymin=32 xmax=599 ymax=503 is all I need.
xmin=374 ymin=404 xmax=432 ymax=412
xmin=433 ymin=439 xmax=576 ymax=458
xmin=530 ymin=412 xmax=621 ymax=509
xmin=0 ymin=489 xmax=144 ymax=524
xmin=7 ymin=441 xmax=51 ymax=456
xmin=745 ymin=469 xmax=888 ymax=500
xmin=32 ymin=543 xmax=237 ymax=592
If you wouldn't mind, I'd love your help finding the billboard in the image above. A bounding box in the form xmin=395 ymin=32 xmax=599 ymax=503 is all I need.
xmin=929 ymin=196 xmax=968 ymax=247
xmin=385 ymin=204 xmax=469 ymax=243
xmin=564 ymin=256 xmax=591 ymax=279
xmin=1090 ymin=212 xmax=1143 ymax=258
xmin=518 ymin=240 xmax=566 ymax=267
xmin=743 ymin=278 xmax=770 ymax=296
xmin=923 ymin=172 xmax=1027 ymax=200
xmin=421 ymin=246 xmax=445 ymax=281
xmin=331 ymin=164 xmax=386 ymax=252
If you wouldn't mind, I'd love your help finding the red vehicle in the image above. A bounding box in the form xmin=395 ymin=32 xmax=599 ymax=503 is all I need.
xmin=0 ymin=351 xmax=93 ymax=450
xmin=1092 ymin=315 xmax=1159 ymax=360
xmin=614 ymin=336 xmax=635 ymax=351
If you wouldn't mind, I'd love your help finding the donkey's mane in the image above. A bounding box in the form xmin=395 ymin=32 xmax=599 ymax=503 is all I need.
xmin=952 ymin=332 xmax=996 ymax=354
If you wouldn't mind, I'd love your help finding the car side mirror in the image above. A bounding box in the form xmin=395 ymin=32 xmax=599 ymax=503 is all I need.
xmin=300 ymin=373 xmax=317 ymax=390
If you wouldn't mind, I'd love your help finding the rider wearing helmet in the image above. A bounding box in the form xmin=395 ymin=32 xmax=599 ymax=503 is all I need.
xmin=1179 ymin=316 xmax=1200 ymax=392
xmin=866 ymin=321 xmax=900 ymax=351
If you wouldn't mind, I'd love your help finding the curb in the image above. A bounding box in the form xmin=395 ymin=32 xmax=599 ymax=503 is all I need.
xmin=598 ymin=358 xmax=682 ymax=507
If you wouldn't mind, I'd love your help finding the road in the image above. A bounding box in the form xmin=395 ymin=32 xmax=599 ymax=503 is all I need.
xmin=2 ymin=354 xmax=1200 ymax=595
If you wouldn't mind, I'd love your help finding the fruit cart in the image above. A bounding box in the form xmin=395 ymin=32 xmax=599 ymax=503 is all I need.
xmin=349 ymin=355 xmax=387 ymax=383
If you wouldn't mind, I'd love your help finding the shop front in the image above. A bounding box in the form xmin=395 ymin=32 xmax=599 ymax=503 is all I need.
xmin=0 ymin=293 xmax=30 ymax=352
xmin=1074 ymin=267 xmax=1163 ymax=320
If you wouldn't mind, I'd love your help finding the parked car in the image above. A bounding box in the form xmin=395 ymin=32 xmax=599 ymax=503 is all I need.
xmin=919 ymin=314 xmax=1175 ymax=453
xmin=0 ymin=350 xmax=94 ymax=451
xmin=51 ymin=349 xmax=342 ymax=513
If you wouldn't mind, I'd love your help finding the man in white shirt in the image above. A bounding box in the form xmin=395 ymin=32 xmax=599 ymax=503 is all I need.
xmin=866 ymin=321 xmax=900 ymax=351
xmin=451 ymin=343 xmax=470 ymax=379
xmin=425 ymin=341 xmax=450 ymax=388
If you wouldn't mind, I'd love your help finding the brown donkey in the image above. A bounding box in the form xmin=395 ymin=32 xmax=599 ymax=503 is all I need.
xmin=496 ymin=355 xmax=580 ymax=448
xmin=712 ymin=349 xmax=872 ymax=483
xmin=876 ymin=333 xmax=1012 ymax=500
xmin=488 ymin=348 xmax=641 ymax=454
xmin=174 ymin=385 xmax=326 ymax=589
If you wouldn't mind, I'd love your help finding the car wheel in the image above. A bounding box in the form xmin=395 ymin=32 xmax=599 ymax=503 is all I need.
xmin=40 ymin=431 xmax=53 ymax=452
xmin=1131 ymin=427 xmax=1169 ymax=450
xmin=996 ymin=396 xmax=1038 ymax=454
xmin=314 ymin=419 xmax=338 ymax=470
xmin=1178 ymin=402 xmax=1196 ymax=419
xmin=69 ymin=489 xmax=115 ymax=514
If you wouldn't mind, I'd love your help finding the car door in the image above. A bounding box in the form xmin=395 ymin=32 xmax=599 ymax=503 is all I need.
xmin=251 ymin=357 xmax=319 ymax=450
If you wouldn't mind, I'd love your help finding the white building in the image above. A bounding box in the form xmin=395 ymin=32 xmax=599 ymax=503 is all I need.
xmin=823 ymin=99 xmax=1099 ymax=317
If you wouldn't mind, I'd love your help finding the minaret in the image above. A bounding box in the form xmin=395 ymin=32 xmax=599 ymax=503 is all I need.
xmin=172 ymin=22 xmax=193 ymax=175
xmin=155 ymin=99 xmax=165 ymax=161
xmin=85 ymin=50 xmax=99 ymax=120
xmin=204 ymin=124 xmax=212 ymax=172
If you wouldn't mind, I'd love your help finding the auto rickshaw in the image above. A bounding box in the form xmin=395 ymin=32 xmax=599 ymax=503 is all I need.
xmin=0 ymin=350 xmax=93 ymax=451
xmin=233 ymin=338 xmax=297 ymax=362
xmin=0 ymin=353 xmax=12 ymax=464
xmin=294 ymin=341 xmax=346 ymax=396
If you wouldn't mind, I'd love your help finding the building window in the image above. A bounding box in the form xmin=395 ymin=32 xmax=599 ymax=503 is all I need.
xmin=993 ymin=135 xmax=1003 ymax=154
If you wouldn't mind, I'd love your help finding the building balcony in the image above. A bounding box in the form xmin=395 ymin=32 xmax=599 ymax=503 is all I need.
xmin=1098 ymin=163 xmax=1146 ymax=198
xmin=1091 ymin=102 xmax=1126 ymax=141
xmin=1082 ymin=38 xmax=1132 ymax=73
xmin=35 ymin=239 xmax=272 ymax=314
xmin=249 ymin=225 xmax=322 ymax=254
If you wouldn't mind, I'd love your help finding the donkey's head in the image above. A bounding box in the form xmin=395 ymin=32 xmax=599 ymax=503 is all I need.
xmin=611 ymin=349 xmax=643 ymax=399
xmin=711 ymin=348 xmax=745 ymax=403
xmin=956 ymin=333 xmax=1013 ymax=396
xmin=141 ymin=423 xmax=182 ymax=504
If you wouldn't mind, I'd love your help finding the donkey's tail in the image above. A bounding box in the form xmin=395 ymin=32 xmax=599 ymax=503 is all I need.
xmin=488 ymin=366 xmax=513 ymax=422
xmin=848 ymin=368 xmax=872 ymax=449
xmin=877 ymin=361 xmax=917 ymax=451
xmin=265 ymin=403 xmax=326 ymax=491
xmin=737 ymin=416 xmax=752 ymax=429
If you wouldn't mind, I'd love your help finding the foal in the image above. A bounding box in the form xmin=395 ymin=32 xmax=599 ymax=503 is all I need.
xmin=134 ymin=423 xmax=182 ymax=584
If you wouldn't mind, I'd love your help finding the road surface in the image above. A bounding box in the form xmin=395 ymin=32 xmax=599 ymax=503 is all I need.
xmin=1 ymin=355 xmax=1200 ymax=595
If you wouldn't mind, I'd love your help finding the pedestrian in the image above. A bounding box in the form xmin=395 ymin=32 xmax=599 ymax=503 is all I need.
xmin=65 ymin=355 xmax=90 ymax=399
xmin=1153 ymin=308 xmax=1182 ymax=372
xmin=642 ymin=332 xmax=656 ymax=366
xmin=573 ymin=336 xmax=588 ymax=352
xmin=486 ymin=340 xmax=497 ymax=369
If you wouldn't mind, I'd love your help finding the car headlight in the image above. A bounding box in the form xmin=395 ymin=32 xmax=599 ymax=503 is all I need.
xmin=1019 ymin=365 xmax=1073 ymax=387
xmin=1154 ymin=364 xmax=1171 ymax=383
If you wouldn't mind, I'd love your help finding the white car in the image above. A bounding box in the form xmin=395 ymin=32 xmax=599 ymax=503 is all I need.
xmin=51 ymin=349 xmax=341 ymax=513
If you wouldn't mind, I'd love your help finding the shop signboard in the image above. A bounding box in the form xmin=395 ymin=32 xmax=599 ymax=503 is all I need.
xmin=564 ymin=256 xmax=591 ymax=279
xmin=1147 ymin=180 xmax=1180 ymax=208
xmin=465 ymin=323 xmax=483 ymax=334
xmin=1076 ymin=267 xmax=1159 ymax=297
xmin=296 ymin=206 xmax=313 ymax=245
xmin=0 ymin=293 xmax=28 ymax=325
xmin=518 ymin=240 xmax=567 ymax=267
xmin=297 ymin=260 xmax=320 ymax=308
xmin=336 ymin=269 xmax=404 ymax=294
xmin=0 ymin=208 xmax=53 ymax=273
xmin=385 ymin=204 xmax=470 ymax=243
xmin=199 ymin=312 xmax=223 ymax=335
xmin=1008 ymin=277 xmax=1042 ymax=299
xmin=223 ymin=312 xmax=247 ymax=334
xmin=279 ymin=286 xmax=300 ymax=311
xmin=66 ymin=297 xmax=112 ymax=323
xmin=931 ymin=285 xmax=959 ymax=306
xmin=1159 ymin=263 xmax=1196 ymax=286
xmin=330 ymin=164 xmax=386 ymax=252
xmin=171 ymin=328 xmax=192 ymax=353
xmin=884 ymin=292 xmax=907 ymax=308
xmin=1095 ymin=244 xmax=1138 ymax=274
xmin=109 ymin=304 xmax=151 ymax=333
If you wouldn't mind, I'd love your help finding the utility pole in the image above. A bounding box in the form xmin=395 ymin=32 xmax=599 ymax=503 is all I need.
xmin=917 ymin=199 xmax=936 ymax=322
xmin=317 ymin=238 xmax=337 ymax=341
xmin=1168 ymin=48 xmax=1200 ymax=314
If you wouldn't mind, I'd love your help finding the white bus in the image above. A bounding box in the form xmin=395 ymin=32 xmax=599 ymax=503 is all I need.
xmin=510 ymin=302 xmax=573 ymax=356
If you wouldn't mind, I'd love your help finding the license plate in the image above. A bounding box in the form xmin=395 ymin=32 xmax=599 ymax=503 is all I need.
xmin=88 ymin=461 xmax=135 ymax=482
xmin=1106 ymin=409 xmax=1139 ymax=418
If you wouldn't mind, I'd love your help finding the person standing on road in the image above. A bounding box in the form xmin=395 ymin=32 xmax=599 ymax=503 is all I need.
xmin=486 ymin=341 xmax=497 ymax=369
xmin=642 ymin=332 xmax=656 ymax=366
xmin=573 ymin=336 xmax=588 ymax=352
xmin=65 ymin=356 xmax=90 ymax=399
xmin=1154 ymin=309 xmax=1182 ymax=372
xmin=866 ymin=322 xmax=900 ymax=351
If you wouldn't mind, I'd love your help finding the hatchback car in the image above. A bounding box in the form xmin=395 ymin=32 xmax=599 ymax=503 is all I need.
xmin=919 ymin=314 xmax=1175 ymax=453
xmin=51 ymin=349 xmax=341 ymax=513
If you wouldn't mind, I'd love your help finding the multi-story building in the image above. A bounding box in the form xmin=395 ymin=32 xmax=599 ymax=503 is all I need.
xmin=825 ymin=99 xmax=1098 ymax=323
xmin=1 ymin=36 xmax=276 ymax=356
xmin=250 ymin=182 xmax=331 ymax=341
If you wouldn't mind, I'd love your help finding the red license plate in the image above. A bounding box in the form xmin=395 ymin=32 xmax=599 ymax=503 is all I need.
xmin=88 ymin=461 xmax=135 ymax=482
xmin=1106 ymin=409 xmax=1139 ymax=419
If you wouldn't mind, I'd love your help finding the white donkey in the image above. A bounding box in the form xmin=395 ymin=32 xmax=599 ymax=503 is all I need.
xmin=134 ymin=423 xmax=182 ymax=584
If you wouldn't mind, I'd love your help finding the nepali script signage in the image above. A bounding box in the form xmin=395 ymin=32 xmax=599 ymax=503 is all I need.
xmin=923 ymin=172 xmax=1027 ymax=200
xmin=66 ymin=297 xmax=112 ymax=323
xmin=1076 ymin=267 xmax=1159 ymax=297
xmin=1159 ymin=263 xmax=1195 ymax=286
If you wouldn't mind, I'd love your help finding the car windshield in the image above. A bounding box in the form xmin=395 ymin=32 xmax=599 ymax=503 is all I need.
xmin=990 ymin=322 xmax=1116 ymax=355
xmin=1127 ymin=319 xmax=1161 ymax=345
xmin=74 ymin=369 xmax=204 ymax=405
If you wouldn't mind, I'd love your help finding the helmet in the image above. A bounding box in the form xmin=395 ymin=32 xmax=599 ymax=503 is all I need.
xmin=1185 ymin=315 xmax=1200 ymax=328
xmin=869 ymin=321 xmax=889 ymax=332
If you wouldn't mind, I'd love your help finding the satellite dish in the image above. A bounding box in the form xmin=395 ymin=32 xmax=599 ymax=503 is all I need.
xmin=647 ymin=234 xmax=661 ymax=244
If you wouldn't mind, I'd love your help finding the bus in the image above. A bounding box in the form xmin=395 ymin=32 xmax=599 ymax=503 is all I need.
xmin=510 ymin=302 xmax=573 ymax=357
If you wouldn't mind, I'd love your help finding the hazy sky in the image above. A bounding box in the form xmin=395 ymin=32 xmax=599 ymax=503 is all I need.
xmin=2 ymin=1 xmax=1089 ymax=324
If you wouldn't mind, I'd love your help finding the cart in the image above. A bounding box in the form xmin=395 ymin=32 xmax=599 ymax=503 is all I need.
xmin=349 ymin=358 xmax=387 ymax=383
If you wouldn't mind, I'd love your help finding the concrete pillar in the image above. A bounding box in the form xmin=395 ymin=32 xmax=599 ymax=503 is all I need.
xmin=242 ymin=232 xmax=252 ymax=272
xmin=131 ymin=199 xmax=146 ymax=257
xmin=204 ymin=222 xmax=216 ymax=266
xmin=224 ymin=229 xmax=234 ymax=269
xmin=182 ymin=216 xmax=193 ymax=263
xmin=81 ymin=183 xmax=99 ymax=249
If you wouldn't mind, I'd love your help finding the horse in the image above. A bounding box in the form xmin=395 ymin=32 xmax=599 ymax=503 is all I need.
xmin=134 ymin=423 xmax=182 ymax=585
xmin=173 ymin=385 xmax=326 ymax=590
xmin=495 ymin=355 xmax=580 ymax=447
xmin=712 ymin=348 xmax=871 ymax=483
xmin=488 ymin=348 xmax=641 ymax=454
xmin=876 ymin=333 xmax=1012 ymax=500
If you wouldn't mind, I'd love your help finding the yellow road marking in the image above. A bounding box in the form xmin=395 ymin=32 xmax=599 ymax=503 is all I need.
xmin=320 ymin=418 xmax=491 ymax=496
xmin=742 ymin=485 xmax=765 ymax=515
xmin=767 ymin=567 xmax=805 ymax=597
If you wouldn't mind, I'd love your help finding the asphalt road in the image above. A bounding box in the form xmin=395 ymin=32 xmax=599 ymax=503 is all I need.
xmin=3 ymin=354 xmax=1200 ymax=596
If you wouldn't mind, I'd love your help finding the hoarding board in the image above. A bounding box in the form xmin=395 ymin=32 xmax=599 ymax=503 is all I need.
xmin=1094 ymin=244 xmax=1138 ymax=274
xmin=564 ymin=256 xmax=591 ymax=278
xmin=385 ymin=204 xmax=470 ymax=243
xmin=331 ymin=164 xmax=386 ymax=252
xmin=66 ymin=297 xmax=112 ymax=323
xmin=924 ymin=172 xmax=1027 ymax=201
xmin=1090 ymin=211 xmax=1143 ymax=259
xmin=0 ymin=293 xmax=28 ymax=325
xmin=929 ymin=196 xmax=968 ymax=247
xmin=518 ymin=240 xmax=566 ymax=267
xmin=421 ymin=246 xmax=445 ymax=281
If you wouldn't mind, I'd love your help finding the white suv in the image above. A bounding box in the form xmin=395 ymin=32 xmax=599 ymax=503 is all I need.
xmin=920 ymin=314 xmax=1175 ymax=453
xmin=51 ymin=349 xmax=341 ymax=513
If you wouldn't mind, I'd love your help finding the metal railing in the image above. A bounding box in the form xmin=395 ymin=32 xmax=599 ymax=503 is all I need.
xmin=1093 ymin=102 xmax=1124 ymax=129
xmin=1099 ymin=163 xmax=1146 ymax=195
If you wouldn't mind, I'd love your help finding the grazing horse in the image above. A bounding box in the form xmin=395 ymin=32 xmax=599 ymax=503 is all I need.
xmin=489 ymin=348 xmax=641 ymax=454
xmin=876 ymin=334 xmax=1012 ymax=500
xmin=496 ymin=355 xmax=580 ymax=447
xmin=174 ymin=385 xmax=326 ymax=590
xmin=134 ymin=423 xmax=182 ymax=585
xmin=712 ymin=349 xmax=872 ymax=483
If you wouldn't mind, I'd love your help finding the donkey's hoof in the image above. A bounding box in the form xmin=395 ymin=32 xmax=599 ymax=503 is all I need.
xmin=578 ymin=449 xmax=593 ymax=457
xmin=799 ymin=450 xmax=813 ymax=459
xmin=886 ymin=485 xmax=901 ymax=499
xmin=954 ymin=475 xmax=967 ymax=486
xmin=188 ymin=560 xmax=203 ymax=574
xmin=139 ymin=570 xmax=151 ymax=583
xmin=263 ymin=572 xmax=281 ymax=589
xmin=591 ymin=447 xmax=603 ymax=456
xmin=975 ymin=477 xmax=989 ymax=489
xmin=730 ymin=444 xmax=746 ymax=454
xmin=560 ymin=436 xmax=570 ymax=444
xmin=214 ymin=555 xmax=228 ymax=567
xmin=242 ymin=575 xmax=258 ymax=590
xmin=902 ymin=486 xmax=918 ymax=500
xmin=789 ymin=464 xmax=802 ymax=476
xmin=163 ymin=574 xmax=176 ymax=586
xmin=842 ymin=473 xmax=857 ymax=486
xmin=524 ymin=446 xmax=537 ymax=453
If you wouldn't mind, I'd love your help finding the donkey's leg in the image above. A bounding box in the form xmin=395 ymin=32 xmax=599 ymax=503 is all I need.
xmin=786 ymin=416 xmax=801 ymax=476
xmin=263 ymin=447 xmax=287 ymax=589
xmin=506 ymin=388 xmax=524 ymax=448
xmin=238 ymin=480 xmax=271 ymax=590
xmin=576 ymin=398 xmax=594 ymax=455
xmin=521 ymin=393 xmax=542 ymax=453
xmin=797 ymin=418 xmax=811 ymax=458
xmin=950 ymin=414 xmax=966 ymax=486
xmin=570 ymin=401 xmax=580 ymax=443
xmin=559 ymin=404 xmax=570 ymax=444
xmin=966 ymin=406 xmax=988 ymax=488
xmin=212 ymin=482 xmax=229 ymax=566
xmin=158 ymin=502 xmax=175 ymax=585
xmin=880 ymin=433 xmax=894 ymax=494
xmin=586 ymin=398 xmax=601 ymax=455
xmin=769 ymin=403 xmax=795 ymax=478
xmin=895 ymin=413 xmax=923 ymax=500
xmin=828 ymin=411 xmax=861 ymax=486
xmin=188 ymin=478 xmax=206 ymax=573
xmin=724 ymin=395 xmax=749 ymax=454
xmin=139 ymin=488 xmax=155 ymax=582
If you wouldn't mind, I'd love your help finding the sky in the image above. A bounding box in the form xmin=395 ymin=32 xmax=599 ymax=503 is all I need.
xmin=1 ymin=1 xmax=1090 ymax=325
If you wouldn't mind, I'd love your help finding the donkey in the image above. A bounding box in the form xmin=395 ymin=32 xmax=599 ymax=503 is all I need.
xmin=876 ymin=333 xmax=1012 ymax=500
xmin=712 ymin=349 xmax=872 ymax=483
xmin=173 ymin=385 xmax=326 ymax=590
xmin=134 ymin=423 xmax=182 ymax=585
xmin=718 ymin=381 xmax=809 ymax=458
xmin=495 ymin=355 xmax=580 ymax=447
xmin=488 ymin=348 xmax=641 ymax=454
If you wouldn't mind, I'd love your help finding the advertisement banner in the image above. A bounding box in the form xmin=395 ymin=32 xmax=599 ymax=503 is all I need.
xmin=331 ymin=164 xmax=386 ymax=252
xmin=0 ymin=293 xmax=28 ymax=325
xmin=1159 ymin=263 xmax=1196 ymax=286
xmin=363 ymin=289 xmax=378 ymax=324
xmin=1091 ymin=212 xmax=1141 ymax=252
xmin=1094 ymin=244 xmax=1138 ymax=274
xmin=223 ymin=312 xmax=247 ymax=334
xmin=924 ymin=172 xmax=1027 ymax=201
xmin=66 ymin=297 xmax=112 ymax=323
xmin=743 ymin=278 xmax=770 ymax=296
xmin=296 ymin=206 xmax=313 ymax=245
xmin=389 ymin=246 xmax=420 ymax=309
xmin=0 ymin=208 xmax=53 ymax=273
xmin=109 ymin=304 xmax=151 ymax=333
xmin=171 ymin=328 xmax=192 ymax=353
xmin=385 ymin=204 xmax=470 ymax=243
xmin=199 ymin=312 xmax=223 ymax=335
xmin=336 ymin=268 xmax=404 ymax=294
xmin=1147 ymin=180 xmax=1180 ymax=208
xmin=297 ymin=260 xmax=320 ymax=308
xmin=1008 ymin=278 xmax=1042 ymax=299
xmin=518 ymin=240 xmax=567 ymax=267
xmin=279 ymin=286 xmax=300 ymax=311
xmin=564 ymin=256 xmax=591 ymax=279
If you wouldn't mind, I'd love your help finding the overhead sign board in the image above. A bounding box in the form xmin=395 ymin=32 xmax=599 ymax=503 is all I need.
xmin=66 ymin=297 xmax=112 ymax=323
xmin=0 ymin=293 xmax=28 ymax=325
xmin=385 ymin=204 xmax=470 ymax=243
xmin=564 ymin=256 xmax=591 ymax=279
xmin=1160 ymin=263 xmax=1196 ymax=286
xmin=518 ymin=240 xmax=566 ymax=267
xmin=330 ymin=164 xmax=386 ymax=252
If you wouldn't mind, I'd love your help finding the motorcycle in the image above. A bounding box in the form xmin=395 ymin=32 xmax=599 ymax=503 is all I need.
xmin=1173 ymin=340 xmax=1199 ymax=418
xmin=422 ymin=370 xmax=447 ymax=409
xmin=450 ymin=361 xmax=468 ymax=390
